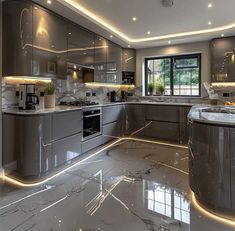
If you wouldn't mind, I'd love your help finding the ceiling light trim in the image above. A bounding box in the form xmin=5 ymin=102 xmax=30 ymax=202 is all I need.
xmin=61 ymin=0 xmax=235 ymax=43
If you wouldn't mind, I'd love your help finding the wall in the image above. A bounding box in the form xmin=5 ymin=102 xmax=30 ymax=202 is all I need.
xmin=136 ymin=41 xmax=211 ymax=97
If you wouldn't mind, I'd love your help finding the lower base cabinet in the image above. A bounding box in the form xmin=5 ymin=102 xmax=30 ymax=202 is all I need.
xmin=52 ymin=133 xmax=82 ymax=168
xmin=102 ymin=121 xmax=120 ymax=144
xmin=143 ymin=121 xmax=180 ymax=142
xmin=82 ymin=136 xmax=103 ymax=153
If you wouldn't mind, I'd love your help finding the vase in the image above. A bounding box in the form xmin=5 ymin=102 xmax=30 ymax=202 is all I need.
xmin=44 ymin=95 xmax=56 ymax=108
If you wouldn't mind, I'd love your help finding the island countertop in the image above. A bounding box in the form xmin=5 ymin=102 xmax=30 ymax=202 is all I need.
xmin=188 ymin=105 xmax=235 ymax=126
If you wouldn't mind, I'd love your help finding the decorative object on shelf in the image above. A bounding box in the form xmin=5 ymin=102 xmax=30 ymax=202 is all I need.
xmin=44 ymin=83 xmax=56 ymax=108
xmin=148 ymin=82 xmax=154 ymax=96
xmin=156 ymin=83 xmax=165 ymax=96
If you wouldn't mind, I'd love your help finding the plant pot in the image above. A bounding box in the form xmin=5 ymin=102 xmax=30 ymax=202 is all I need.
xmin=149 ymin=91 xmax=154 ymax=96
xmin=160 ymin=92 xmax=164 ymax=96
xmin=44 ymin=95 xmax=56 ymax=108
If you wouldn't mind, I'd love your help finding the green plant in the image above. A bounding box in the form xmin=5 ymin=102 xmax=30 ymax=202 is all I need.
xmin=148 ymin=82 xmax=154 ymax=93
xmin=44 ymin=83 xmax=55 ymax=95
xmin=156 ymin=84 xmax=165 ymax=93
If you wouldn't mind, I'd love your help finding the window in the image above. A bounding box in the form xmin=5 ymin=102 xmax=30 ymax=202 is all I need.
xmin=145 ymin=54 xmax=201 ymax=96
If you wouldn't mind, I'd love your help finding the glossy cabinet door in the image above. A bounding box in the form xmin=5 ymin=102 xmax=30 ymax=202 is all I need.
xmin=189 ymin=122 xmax=231 ymax=210
xmin=32 ymin=4 xmax=68 ymax=78
xmin=122 ymin=49 xmax=136 ymax=72
xmin=94 ymin=36 xmax=107 ymax=82
xmin=3 ymin=0 xmax=33 ymax=76
xmin=106 ymin=40 xmax=122 ymax=84
xmin=68 ymin=23 xmax=95 ymax=69
xmin=211 ymin=37 xmax=235 ymax=82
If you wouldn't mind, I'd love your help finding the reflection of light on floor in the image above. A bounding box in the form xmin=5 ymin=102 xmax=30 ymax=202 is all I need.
xmin=0 ymin=137 xmax=188 ymax=187
xmin=191 ymin=191 xmax=235 ymax=227
xmin=86 ymin=176 xmax=135 ymax=216
xmin=145 ymin=180 xmax=190 ymax=224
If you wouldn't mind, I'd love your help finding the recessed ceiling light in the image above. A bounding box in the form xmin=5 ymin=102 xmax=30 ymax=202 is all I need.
xmin=221 ymin=33 xmax=225 ymax=37
xmin=208 ymin=3 xmax=213 ymax=8
xmin=34 ymin=7 xmax=38 ymax=10
xmin=68 ymin=32 xmax=72 ymax=35
xmin=110 ymin=35 xmax=113 ymax=38
xmin=132 ymin=17 xmax=137 ymax=21
xmin=208 ymin=21 xmax=212 ymax=25
xmin=147 ymin=31 xmax=151 ymax=35
xmin=128 ymin=45 xmax=131 ymax=48
xmin=47 ymin=0 xmax=52 ymax=4
xmin=168 ymin=40 xmax=171 ymax=44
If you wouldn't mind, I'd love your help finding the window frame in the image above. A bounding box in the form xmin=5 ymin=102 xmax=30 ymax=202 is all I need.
xmin=145 ymin=53 xmax=201 ymax=97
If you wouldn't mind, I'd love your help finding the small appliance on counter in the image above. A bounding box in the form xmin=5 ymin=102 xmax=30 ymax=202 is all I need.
xmin=19 ymin=84 xmax=39 ymax=110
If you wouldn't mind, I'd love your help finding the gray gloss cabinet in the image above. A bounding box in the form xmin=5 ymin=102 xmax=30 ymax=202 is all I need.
xmin=32 ymin=4 xmax=68 ymax=78
xmin=3 ymin=0 xmax=33 ymax=76
xmin=68 ymin=23 xmax=95 ymax=69
xmin=189 ymin=122 xmax=232 ymax=211
xmin=211 ymin=37 xmax=235 ymax=82
xmin=52 ymin=110 xmax=82 ymax=141
xmin=122 ymin=49 xmax=136 ymax=72
xmin=3 ymin=112 xmax=82 ymax=178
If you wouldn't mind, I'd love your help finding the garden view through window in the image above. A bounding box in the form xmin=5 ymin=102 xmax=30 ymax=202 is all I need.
xmin=145 ymin=54 xmax=201 ymax=96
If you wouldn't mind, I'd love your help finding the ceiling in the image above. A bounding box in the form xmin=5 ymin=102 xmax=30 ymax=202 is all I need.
xmin=36 ymin=0 xmax=235 ymax=48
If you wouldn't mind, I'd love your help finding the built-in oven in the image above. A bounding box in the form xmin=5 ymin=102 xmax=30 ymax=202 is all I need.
xmin=82 ymin=107 xmax=102 ymax=141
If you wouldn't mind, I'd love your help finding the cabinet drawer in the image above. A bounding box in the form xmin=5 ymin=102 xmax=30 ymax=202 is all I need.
xmin=102 ymin=105 xmax=122 ymax=124
xmin=145 ymin=105 xmax=179 ymax=122
xmin=52 ymin=110 xmax=82 ymax=140
xmin=52 ymin=133 xmax=82 ymax=167
xmin=82 ymin=135 xmax=103 ymax=153
xmin=143 ymin=121 xmax=180 ymax=142
xmin=103 ymin=121 xmax=120 ymax=143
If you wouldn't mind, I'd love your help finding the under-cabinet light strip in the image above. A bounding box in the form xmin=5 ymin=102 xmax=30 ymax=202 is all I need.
xmin=0 ymin=137 xmax=187 ymax=187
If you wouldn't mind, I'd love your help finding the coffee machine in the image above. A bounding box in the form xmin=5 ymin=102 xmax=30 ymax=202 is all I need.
xmin=19 ymin=84 xmax=39 ymax=110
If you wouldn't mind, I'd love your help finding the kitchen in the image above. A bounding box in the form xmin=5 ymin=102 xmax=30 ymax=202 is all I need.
xmin=0 ymin=0 xmax=235 ymax=230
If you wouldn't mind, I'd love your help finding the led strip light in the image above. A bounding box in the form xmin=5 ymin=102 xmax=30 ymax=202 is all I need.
xmin=0 ymin=137 xmax=187 ymax=187
xmin=191 ymin=191 xmax=235 ymax=226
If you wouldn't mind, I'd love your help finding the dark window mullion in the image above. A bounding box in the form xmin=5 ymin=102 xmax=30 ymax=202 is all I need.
xmin=170 ymin=58 xmax=174 ymax=96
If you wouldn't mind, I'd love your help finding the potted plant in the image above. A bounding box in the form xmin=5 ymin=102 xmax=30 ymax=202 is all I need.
xmin=148 ymin=82 xmax=155 ymax=96
xmin=156 ymin=83 xmax=165 ymax=96
xmin=44 ymin=83 xmax=56 ymax=108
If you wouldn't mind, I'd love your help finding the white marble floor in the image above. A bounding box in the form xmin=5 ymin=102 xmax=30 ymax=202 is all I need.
xmin=0 ymin=140 xmax=234 ymax=231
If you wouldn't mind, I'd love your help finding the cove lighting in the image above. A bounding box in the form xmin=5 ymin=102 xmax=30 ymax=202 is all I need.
xmin=61 ymin=0 xmax=235 ymax=43
xmin=211 ymin=82 xmax=235 ymax=87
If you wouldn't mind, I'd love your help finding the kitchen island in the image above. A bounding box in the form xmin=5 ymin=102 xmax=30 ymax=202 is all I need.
xmin=188 ymin=105 xmax=235 ymax=215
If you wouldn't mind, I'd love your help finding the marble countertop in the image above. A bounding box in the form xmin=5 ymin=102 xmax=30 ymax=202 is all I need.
xmin=188 ymin=105 xmax=235 ymax=126
xmin=2 ymin=101 xmax=194 ymax=115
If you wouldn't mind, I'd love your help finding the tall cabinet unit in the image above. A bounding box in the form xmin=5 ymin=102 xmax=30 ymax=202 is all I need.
xmin=3 ymin=0 xmax=33 ymax=76
xmin=32 ymin=5 xmax=68 ymax=79
xmin=211 ymin=37 xmax=235 ymax=82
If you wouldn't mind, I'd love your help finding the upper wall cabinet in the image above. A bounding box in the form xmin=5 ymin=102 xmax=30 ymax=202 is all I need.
xmin=211 ymin=37 xmax=235 ymax=82
xmin=3 ymin=0 xmax=33 ymax=76
xmin=122 ymin=49 xmax=136 ymax=72
xmin=106 ymin=40 xmax=122 ymax=84
xmin=68 ymin=24 xmax=95 ymax=69
xmin=32 ymin=5 xmax=68 ymax=79
xmin=94 ymin=36 xmax=108 ymax=83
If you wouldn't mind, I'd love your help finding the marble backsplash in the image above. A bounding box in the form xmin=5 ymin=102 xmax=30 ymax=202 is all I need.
xmin=2 ymin=77 xmax=235 ymax=108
